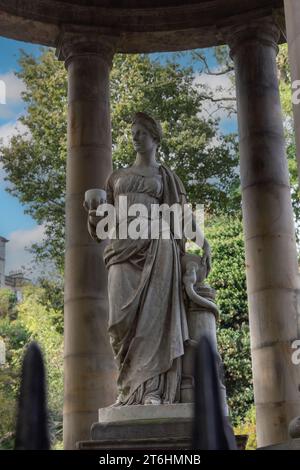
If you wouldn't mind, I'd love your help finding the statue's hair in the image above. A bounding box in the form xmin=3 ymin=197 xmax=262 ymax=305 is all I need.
xmin=131 ymin=112 xmax=163 ymax=144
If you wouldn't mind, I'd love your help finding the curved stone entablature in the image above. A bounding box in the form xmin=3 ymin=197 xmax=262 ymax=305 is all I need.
xmin=0 ymin=0 xmax=284 ymax=51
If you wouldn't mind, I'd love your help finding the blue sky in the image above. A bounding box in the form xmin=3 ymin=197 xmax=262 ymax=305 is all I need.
xmin=0 ymin=37 xmax=237 ymax=275
xmin=0 ymin=38 xmax=42 ymax=272
xmin=0 ymin=37 xmax=41 ymax=191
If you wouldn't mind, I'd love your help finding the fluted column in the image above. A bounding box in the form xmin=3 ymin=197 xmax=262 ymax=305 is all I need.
xmin=284 ymin=0 xmax=300 ymax=183
xmin=229 ymin=20 xmax=300 ymax=448
xmin=57 ymin=32 xmax=118 ymax=449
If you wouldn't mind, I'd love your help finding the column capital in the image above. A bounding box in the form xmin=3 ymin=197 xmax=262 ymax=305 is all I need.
xmin=227 ymin=19 xmax=281 ymax=59
xmin=56 ymin=27 xmax=118 ymax=68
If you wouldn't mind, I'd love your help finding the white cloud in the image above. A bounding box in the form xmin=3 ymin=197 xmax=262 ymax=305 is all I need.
xmin=0 ymin=119 xmax=28 ymax=146
xmin=0 ymin=120 xmax=29 ymax=187
xmin=0 ymin=72 xmax=25 ymax=104
xmin=5 ymin=225 xmax=45 ymax=275
xmin=194 ymin=71 xmax=237 ymax=132
xmin=194 ymin=70 xmax=234 ymax=92
xmin=0 ymin=72 xmax=25 ymax=119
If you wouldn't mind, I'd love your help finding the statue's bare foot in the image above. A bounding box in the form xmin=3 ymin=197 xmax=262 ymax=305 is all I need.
xmin=109 ymin=399 xmax=123 ymax=407
xmin=143 ymin=396 xmax=161 ymax=405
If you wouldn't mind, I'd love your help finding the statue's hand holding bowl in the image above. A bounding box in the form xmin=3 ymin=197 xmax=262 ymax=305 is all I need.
xmin=84 ymin=188 xmax=107 ymax=227
xmin=84 ymin=188 xmax=107 ymax=211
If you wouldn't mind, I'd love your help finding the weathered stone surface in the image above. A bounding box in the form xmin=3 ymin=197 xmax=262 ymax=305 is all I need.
xmin=289 ymin=416 xmax=300 ymax=439
xmin=77 ymin=418 xmax=247 ymax=450
xmin=259 ymin=438 xmax=300 ymax=450
xmin=90 ymin=403 xmax=194 ymax=449
xmin=62 ymin=39 xmax=117 ymax=450
xmin=0 ymin=1 xmax=284 ymax=52
xmin=77 ymin=403 xmax=247 ymax=450
xmin=98 ymin=403 xmax=193 ymax=423
xmin=91 ymin=419 xmax=193 ymax=443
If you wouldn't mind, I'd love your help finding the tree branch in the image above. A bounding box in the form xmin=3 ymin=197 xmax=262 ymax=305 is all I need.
xmin=193 ymin=52 xmax=234 ymax=76
xmin=199 ymin=93 xmax=236 ymax=103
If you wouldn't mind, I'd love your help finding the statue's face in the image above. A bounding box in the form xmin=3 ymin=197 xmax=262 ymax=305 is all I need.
xmin=132 ymin=123 xmax=157 ymax=154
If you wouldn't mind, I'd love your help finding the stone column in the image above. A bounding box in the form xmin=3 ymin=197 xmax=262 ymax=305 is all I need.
xmin=57 ymin=32 xmax=118 ymax=449
xmin=284 ymin=0 xmax=300 ymax=181
xmin=229 ymin=20 xmax=300 ymax=448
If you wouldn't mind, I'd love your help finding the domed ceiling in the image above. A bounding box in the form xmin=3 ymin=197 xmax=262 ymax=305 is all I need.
xmin=0 ymin=0 xmax=284 ymax=52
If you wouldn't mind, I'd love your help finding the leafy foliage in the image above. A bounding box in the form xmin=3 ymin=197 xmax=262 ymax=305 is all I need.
xmin=0 ymin=313 xmax=30 ymax=448
xmin=235 ymin=405 xmax=257 ymax=450
xmin=0 ymin=50 xmax=67 ymax=272
xmin=110 ymin=54 xmax=240 ymax=212
xmin=37 ymin=277 xmax=64 ymax=334
xmin=0 ymin=288 xmax=17 ymax=319
xmin=17 ymin=286 xmax=63 ymax=418
xmin=208 ymin=216 xmax=253 ymax=423
xmin=0 ymin=285 xmax=63 ymax=449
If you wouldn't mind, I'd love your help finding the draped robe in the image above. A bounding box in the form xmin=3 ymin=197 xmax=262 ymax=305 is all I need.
xmin=88 ymin=163 xmax=189 ymax=404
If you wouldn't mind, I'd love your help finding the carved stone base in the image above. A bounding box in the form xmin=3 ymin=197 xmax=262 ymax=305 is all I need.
xmin=78 ymin=404 xmax=193 ymax=450
xmin=97 ymin=403 xmax=193 ymax=423
xmin=77 ymin=404 xmax=247 ymax=450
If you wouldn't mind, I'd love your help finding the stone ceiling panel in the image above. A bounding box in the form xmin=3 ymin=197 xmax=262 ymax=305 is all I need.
xmin=0 ymin=0 xmax=284 ymax=51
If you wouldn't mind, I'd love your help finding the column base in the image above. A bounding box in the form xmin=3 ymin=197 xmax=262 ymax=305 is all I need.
xmin=258 ymin=438 xmax=300 ymax=450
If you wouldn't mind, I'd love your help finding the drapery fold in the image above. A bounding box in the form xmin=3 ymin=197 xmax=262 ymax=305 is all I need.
xmin=92 ymin=164 xmax=190 ymax=404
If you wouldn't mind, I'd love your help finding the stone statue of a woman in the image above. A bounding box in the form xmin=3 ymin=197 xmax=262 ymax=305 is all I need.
xmin=86 ymin=112 xmax=211 ymax=406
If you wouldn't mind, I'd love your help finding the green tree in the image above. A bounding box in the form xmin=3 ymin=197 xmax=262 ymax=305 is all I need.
xmin=37 ymin=276 xmax=64 ymax=334
xmin=110 ymin=54 xmax=240 ymax=211
xmin=0 ymin=288 xmax=17 ymax=318
xmin=0 ymin=49 xmax=67 ymax=272
xmin=0 ymin=284 xmax=63 ymax=449
xmin=235 ymin=405 xmax=257 ymax=450
xmin=0 ymin=317 xmax=29 ymax=449
xmin=208 ymin=215 xmax=253 ymax=423
xmin=0 ymin=49 xmax=239 ymax=271
xmin=17 ymin=285 xmax=63 ymax=445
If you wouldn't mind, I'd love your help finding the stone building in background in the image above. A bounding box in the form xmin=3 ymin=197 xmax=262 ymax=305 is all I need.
xmin=0 ymin=236 xmax=30 ymax=300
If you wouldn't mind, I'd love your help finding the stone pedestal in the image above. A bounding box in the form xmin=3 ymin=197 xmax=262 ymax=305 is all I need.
xmin=78 ymin=404 xmax=194 ymax=450
xmin=77 ymin=277 xmax=243 ymax=450
xmin=77 ymin=404 xmax=247 ymax=450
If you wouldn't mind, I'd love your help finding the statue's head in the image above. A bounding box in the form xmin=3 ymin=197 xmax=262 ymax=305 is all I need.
xmin=131 ymin=112 xmax=163 ymax=154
